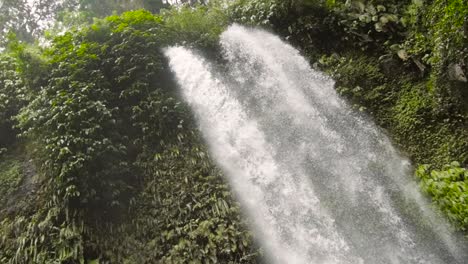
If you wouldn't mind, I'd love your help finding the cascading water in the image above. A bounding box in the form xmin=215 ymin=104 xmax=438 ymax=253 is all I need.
xmin=164 ymin=24 xmax=468 ymax=264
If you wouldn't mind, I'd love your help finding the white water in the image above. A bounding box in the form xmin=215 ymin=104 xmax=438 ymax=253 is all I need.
xmin=165 ymin=25 xmax=468 ymax=264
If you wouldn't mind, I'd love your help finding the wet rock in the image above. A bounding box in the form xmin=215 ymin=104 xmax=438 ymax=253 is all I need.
xmin=448 ymin=63 xmax=467 ymax=83
xmin=397 ymin=49 xmax=409 ymax=61
xmin=379 ymin=56 xmax=400 ymax=76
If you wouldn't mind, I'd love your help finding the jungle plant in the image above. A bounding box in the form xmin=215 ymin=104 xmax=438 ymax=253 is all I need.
xmin=1 ymin=9 xmax=258 ymax=263
xmin=417 ymin=162 xmax=468 ymax=231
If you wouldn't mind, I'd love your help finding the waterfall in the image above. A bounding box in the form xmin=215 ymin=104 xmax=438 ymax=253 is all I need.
xmin=164 ymin=24 xmax=468 ymax=264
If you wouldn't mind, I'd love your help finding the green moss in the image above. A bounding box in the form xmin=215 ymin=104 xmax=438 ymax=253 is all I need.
xmin=392 ymin=82 xmax=434 ymax=133
xmin=388 ymin=80 xmax=468 ymax=166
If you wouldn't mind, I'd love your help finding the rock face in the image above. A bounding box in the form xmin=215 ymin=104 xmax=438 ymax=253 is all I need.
xmin=448 ymin=63 xmax=467 ymax=83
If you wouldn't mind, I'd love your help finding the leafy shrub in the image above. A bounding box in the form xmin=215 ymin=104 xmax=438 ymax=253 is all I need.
xmin=17 ymin=9 xmax=171 ymax=212
xmin=1 ymin=9 xmax=258 ymax=263
xmin=227 ymin=0 xmax=285 ymax=26
xmin=86 ymin=141 xmax=259 ymax=263
xmin=328 ymin=0 xmax=409 ymax=51
xmin=404 ymin=0 xmax=467 ymax=75
xmin=319 ymin=53 xmax=390 ymax=110
xmin=0 ymin=54 xmax=26 ymax=149
xmin=227 ymin=0 xmax=340 ymax=59
xmin=3 ymin=10 xmax=178 ymax=263
xmin=0 ymin=36 xmax=48 ymax=152
xmin=162 ymin=4 xmax=228 ymax=50
xmin=141 ymin=145 xmax=258 ymax=263
xmin=400 ymin=0 xmax=468 ymax=118
xmin=416 ymin=162 xmax=468 ymax=230
xmin=392 ymin=83 xmax=435 ymax=133
xmin=0 ymin=157 xmax=22 ymax=207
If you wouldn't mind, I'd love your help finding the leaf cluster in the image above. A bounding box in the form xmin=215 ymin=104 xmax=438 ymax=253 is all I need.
xmin=417 ymin=162 xmax=468 ymax=230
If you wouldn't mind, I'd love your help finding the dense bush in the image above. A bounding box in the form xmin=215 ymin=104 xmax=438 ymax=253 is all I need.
xmin=0 ymin=54 xmax=26 ymax=151
xmin=162 ymin=4 xmax=228 ymax=49
xmin=228 ymin=0 xmax=340 ymax=59
xmin=85 ymin=139 xmax=259 ymax=263
xmin=0 ymin=9 xmax=257 ymax=263
xmin=417 ymin=162 xmax=468 ymax=231
xmin=17 ymin=10 xmax=170 ymax=214
xmin=403 ymin=0 xmax=467 ymax=79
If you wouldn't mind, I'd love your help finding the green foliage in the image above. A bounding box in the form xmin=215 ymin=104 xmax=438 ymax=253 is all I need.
xmin=0 ymin=0 xmax=171 ymax=48
xmin=0 ymin=37 xmax=48 ymax=153
xmin=399 ymin=0 xmax=468 ymax=118
xmin=329 ymin=0 xmax=409 ymax=51
xmin=0 ymin=156 xmax=22 ymax=206
xmin=0 ymin=212 xmax=85 ymax=263
xmin=0 ymin=53 xmax=25 ymax=149
xmin=162 ymin=4 xmax=228 ymax=49
xmin=227 ymin=0 xmax=285 ymax=26
xmin=404 ymin=0 xmax=468 ymax=74
xmin=85 ymin=141 xmax=259 ymax=263
xmin=417 ymin=162 xmax=468 ymax=230
xmin=390 ymin=82 xmax=467 ymax=165
xmin=138 ymin=145 xmax=258 ymax=263
xmin=78 ymin=0 xmax=167 ymax=18
xmin=392 ymin=83 xmax=435 ymax=139
xmin=17 ymin=9 xmax=169 ymax=211
xmin=4 ymin=11 xmax=175 ymax=262
xmin=319 ymin=53 xmax=390 ymax=111
xmin=1 ymin=8 xmax=258 ymax=263
xmin=228 ymin=0 xmax=340 ymax=59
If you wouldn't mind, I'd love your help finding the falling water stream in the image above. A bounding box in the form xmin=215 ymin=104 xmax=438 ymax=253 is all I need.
xmin=165 ymin=25 xmax=468 ymax=264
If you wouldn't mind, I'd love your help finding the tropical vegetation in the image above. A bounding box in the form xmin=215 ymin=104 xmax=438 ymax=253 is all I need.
xmin=0 ymin=0 xmax=466 ymax=262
